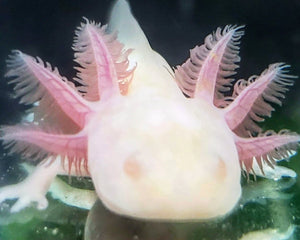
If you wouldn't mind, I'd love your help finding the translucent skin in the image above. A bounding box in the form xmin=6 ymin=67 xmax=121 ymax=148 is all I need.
xmin=88 ymin=93 xmax=241 ymax=220
xmin=0 ymin=0 xmax=298 ymax=222
xmin=88 ymin=1 xmax=242 ymax=219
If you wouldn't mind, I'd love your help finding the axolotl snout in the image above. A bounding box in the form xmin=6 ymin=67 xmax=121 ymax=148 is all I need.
xmin=0 ymin=0 xmax=298 ymax=221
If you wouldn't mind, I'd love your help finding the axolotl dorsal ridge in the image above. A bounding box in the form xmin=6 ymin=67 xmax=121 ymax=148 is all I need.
xmin=0 ymin=0 xmax=299 ymax=220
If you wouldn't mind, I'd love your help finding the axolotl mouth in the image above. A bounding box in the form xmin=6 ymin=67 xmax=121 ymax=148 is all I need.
xmin=0 ymin=0 xmax=298 ymax=222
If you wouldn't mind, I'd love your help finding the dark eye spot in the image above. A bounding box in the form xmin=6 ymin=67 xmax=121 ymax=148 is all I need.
xmin=216 ymin=157 xmax=227 ymax=180
xmin=123 ymin=156 xmax=141 ymax=179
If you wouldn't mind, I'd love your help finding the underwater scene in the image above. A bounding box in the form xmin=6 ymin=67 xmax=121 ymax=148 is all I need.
xmin=0 ymin=0 xmax=300 ymax=239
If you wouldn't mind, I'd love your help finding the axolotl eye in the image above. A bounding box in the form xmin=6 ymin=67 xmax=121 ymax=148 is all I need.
xmin=123 ymin=156 xmax=143 ymax=180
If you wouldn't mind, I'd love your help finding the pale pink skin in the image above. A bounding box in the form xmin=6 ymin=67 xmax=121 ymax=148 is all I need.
xmin=0 ymin=0 xmax=299 ymax=220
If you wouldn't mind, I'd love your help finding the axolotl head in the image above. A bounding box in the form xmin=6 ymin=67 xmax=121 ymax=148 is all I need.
xmin=85 ymin=0 xmax=241 ymax=221
xmin=88 ymin=93 xmax=241 ymax=221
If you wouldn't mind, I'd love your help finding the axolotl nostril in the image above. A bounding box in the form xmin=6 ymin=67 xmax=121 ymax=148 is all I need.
xmin=0 ymin=0 xmax=299 ymax=221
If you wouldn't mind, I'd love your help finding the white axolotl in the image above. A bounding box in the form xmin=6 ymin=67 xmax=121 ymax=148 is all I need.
xmin=0 ymin=0 xmax=298 ymax=221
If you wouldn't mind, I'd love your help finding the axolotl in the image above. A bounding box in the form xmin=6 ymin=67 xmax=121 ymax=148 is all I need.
xmin=0 ymin=0 xmax=299 ymax=221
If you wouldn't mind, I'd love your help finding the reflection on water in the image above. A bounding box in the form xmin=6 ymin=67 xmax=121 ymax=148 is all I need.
xmin=1 ymin=173 xmax=299 ymax=239
xmin=85 ymin=200 xmax=177 ymax=240
xmin=84 ymin=178 xmax=298 ymax=240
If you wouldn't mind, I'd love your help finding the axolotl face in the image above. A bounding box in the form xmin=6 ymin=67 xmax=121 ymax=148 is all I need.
xmin=88 ymin=91 xmax=241 ymax=220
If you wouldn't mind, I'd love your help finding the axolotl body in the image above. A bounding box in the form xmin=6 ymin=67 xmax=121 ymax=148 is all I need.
xmin=0 ymin=0 xmax=299 ymax=221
